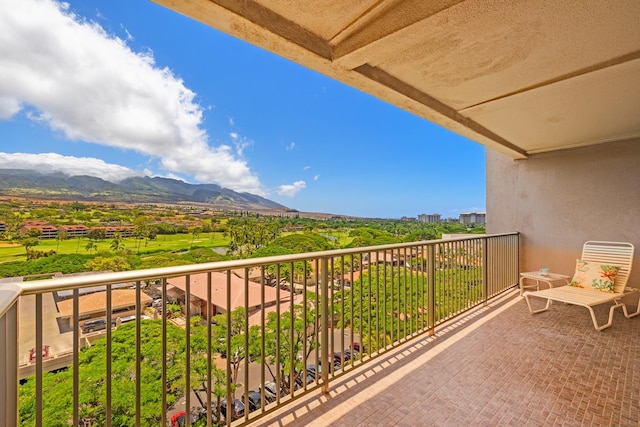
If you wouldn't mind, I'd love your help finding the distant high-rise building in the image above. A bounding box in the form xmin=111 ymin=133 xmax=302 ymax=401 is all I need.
xmin=459 ymin=212 xmax=486 ymax=225
xmin=418 ymin=213 xmax=441 ymax=223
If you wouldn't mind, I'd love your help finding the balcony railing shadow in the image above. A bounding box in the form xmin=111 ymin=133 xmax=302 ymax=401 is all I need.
xmin=254 ymin=288 xmax=640 ymax=427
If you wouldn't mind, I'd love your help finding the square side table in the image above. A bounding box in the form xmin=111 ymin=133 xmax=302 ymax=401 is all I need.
xmin=519 ymin=271 xmax=571 ymax=296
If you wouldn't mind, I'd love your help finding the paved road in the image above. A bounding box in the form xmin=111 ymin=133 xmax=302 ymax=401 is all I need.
xmin=18 ymin=292 xmax=74 ymax=366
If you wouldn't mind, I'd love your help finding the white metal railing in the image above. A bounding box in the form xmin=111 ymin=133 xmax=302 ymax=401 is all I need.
xmin=1 ymin=233 xmax=519 ymax=427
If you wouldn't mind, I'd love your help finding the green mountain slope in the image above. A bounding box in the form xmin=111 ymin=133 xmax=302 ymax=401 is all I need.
xmin=0 ymin=169 xmax=287 ymax=210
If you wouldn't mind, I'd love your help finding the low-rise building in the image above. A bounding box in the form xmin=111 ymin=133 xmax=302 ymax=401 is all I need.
xmin=21 ymin=220 xmax=58 ymax=239
xmin=59 ymin=224 xmax=89 ymax=238
xmin=94 ymin=225 xmax=134 ymax=238
xmin=57 ymin=289 xmax=153 ymax=323
xmin=166 ymin=271 xmax=291 ymax=321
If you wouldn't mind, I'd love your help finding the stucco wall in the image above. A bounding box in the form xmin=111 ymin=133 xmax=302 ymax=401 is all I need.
xmin=486 ymin=139 xmax=640 ymax=288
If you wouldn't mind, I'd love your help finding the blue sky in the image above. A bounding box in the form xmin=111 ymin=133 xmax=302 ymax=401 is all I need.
xmin=0 ymin=0 xmax=486 ymax=219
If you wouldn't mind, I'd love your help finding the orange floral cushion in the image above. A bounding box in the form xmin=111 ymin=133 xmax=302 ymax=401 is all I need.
xmin=568 ymin=259 xmax=620 ymax=293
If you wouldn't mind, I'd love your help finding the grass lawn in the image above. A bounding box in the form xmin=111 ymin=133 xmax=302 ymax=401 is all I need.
xmin=0 ymin=232 xmax=230 ymax=264
xmin=0 ymin=242 xmax=26 ymax=264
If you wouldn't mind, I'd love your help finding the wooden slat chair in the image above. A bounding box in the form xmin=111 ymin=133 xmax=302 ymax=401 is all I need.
xmin=524 ymin=241 xmax=639 ymax=331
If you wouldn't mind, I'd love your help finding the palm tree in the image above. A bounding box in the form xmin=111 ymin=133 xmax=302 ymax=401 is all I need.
xmin=85 ymin=240 xmax=97 ymax=254
xmin=110 ymin=232 xmax=124 ymax=252
xmin=190 ymin=227 xmax=202 ymax=250
xmin=56 ymin=229 xmax=67 ymax=252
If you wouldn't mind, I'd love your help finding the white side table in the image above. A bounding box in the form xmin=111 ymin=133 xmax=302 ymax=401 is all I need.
xmin=519 ymin=271 xmax=570 ymax=296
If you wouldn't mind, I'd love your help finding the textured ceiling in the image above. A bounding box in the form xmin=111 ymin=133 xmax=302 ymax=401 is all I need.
xmin=153 ymin=0 xmax=640 ymax=159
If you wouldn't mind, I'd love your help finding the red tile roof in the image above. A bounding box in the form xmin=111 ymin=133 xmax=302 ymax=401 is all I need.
xmin=167 ymin=272 xmax=290 ymax=312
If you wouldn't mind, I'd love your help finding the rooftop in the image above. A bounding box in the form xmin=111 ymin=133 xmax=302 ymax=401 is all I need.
xmin=167 ymin=271 xmax=289 ymax=312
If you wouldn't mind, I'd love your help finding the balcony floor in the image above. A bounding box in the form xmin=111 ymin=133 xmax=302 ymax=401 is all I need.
xmin=253 ymin=289 xmax=640 ymax=426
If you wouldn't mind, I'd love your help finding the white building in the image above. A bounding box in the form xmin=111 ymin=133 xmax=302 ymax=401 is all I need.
xmin=418 ymin=213 xmax=441 ymax=223
xmin=459 ymin=212 xmax=486 ymax=225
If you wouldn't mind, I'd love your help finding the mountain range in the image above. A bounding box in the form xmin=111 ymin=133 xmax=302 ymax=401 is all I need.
xmin=0 ymin=169 xmax=288 ymax=211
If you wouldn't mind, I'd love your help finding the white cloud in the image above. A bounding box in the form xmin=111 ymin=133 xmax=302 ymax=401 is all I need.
xmin=303 ymin=165 xmax=311 ymax=170
xmin=314 ymin=175 xmax=319 ymax=181
xmin=229 ymin=132 xmax=252 ymax=157
xmin=0 ymin=152 xmax=148 ymax=182
xmin=0 ymin=96 xmax=21 ymax=119
xmin=277 ymin=180 xmax=306 ymax=198
xmin=121 ymin=25 xmax=134 ymax=42
xmin=0 ymin=0 xmax=265 ymax=195
xmin=286 ymin=142 xmax=295 ymax=151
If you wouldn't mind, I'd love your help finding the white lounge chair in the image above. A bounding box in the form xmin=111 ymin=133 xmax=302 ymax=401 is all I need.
xmin=523 ymin=241 xmax=639 ymax=331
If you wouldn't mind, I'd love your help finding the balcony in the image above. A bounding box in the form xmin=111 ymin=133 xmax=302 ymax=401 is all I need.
xmin=3 ymin=232 xmax=639 ymax=426
xmin=253 ymin=286 xmax=640 ymax=426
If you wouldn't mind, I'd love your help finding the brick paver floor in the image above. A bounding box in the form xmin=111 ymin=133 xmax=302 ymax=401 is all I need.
xmin=251 ymin=289 xmax=640 ymax=426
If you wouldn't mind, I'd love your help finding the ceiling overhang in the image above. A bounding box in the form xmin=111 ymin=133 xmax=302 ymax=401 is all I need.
xmin=152 ymin=0 xmax=640 ymax=159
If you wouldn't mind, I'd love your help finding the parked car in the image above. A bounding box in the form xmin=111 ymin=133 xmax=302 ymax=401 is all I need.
xmin=219 ymin=398 xmax=245 ymax=421
xmin=29 ymin=345 xmax=50 ymax=362
xmin=170 ymin=410 xmax=195 ymax=427
xmin=291 ymin=369 xmax=315 ymax=388
xmin=343 ymin=347 xmax=360 ymax=362
xmin=257 ymin=381 xmax=280 ymax=403
xmin=117 ymin=314 xmax=151 ymax=324
xmin=81 ymin=318 xmax=114 ymax=333
xmin=245 ymin=391 xmax=264 ymax=412
xmin=319 ymin=353 xmax=343 ymax=372
xmin=350 ymin=341 xmax=364 ymax=352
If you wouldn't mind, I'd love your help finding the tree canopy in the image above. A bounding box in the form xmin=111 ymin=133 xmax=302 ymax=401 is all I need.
xmin=20 ymin=321 xmax=190 ymax=426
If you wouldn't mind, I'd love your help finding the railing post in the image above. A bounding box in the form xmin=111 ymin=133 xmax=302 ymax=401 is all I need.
xmin=320 ymin=257 xmax=330 ymax=393
xmin=0 ymin=284 xmax=22 ymax=427
xmin=483 ymin=237 xmax=489 ymax=306
xmin=427 ymin=245 xmax=435 ymax=336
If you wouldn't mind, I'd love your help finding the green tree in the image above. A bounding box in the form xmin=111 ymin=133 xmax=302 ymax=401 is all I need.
xmin=56 ymin=228 xmax=67 ymax=252
xmin=87 ymin=228 xmax=106 ymax=241
xmin=27 ymin=228 xmax=42 ymax=239
xmin=181 ymin=248 xmax=225 ymax=264
xmin=84 ymin=240 xmax=97 ymax=254
xmin=69 ymin=202 xmax=88 ymax=212
xmin=133 ymin=216 xmax=150 ymax=254
xmin=270 ymin=233 xmax=333 ymax=253
xmin=110 ymin=232 xmax=125 ymax=253
xmin=138 ymin=253 xmax=192 ymax=269
xmin=251 ymin=246 xmax=311 ymax=289
xmin=226 ymin=218 xmax=280 ymax=256
xmin=0 ymin=254 xmax=95 ymax=277
xmin=85 ymin=256 xmax=131 ymax=272
xmin=261 ymin=303 xmax=317 ymax=394
xmin=190 ymin=226 xmax=202 ymax=249
xmin=19 ymin=321 xmax=188 ymax=427
xmin=4 ymin=214 xmax=23 ymax=240
xmin=335 ymin=264 xmax=430 ymax=353
xmin=402 ymin=228 xmax=439 ymax=242
xmin=22 ymin=237 xmax=39 ymax=253
xmin=212 ymin=307 xmax=261 ymax=398
xmin=345 ymin=227 xmax=400 ymax=248
xmin=166 ymin=303 xmax=182 ymax=319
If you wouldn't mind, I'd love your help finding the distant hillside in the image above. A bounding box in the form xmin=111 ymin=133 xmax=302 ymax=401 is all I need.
xmin=0 ymin=169 xmax=287 ymax=211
